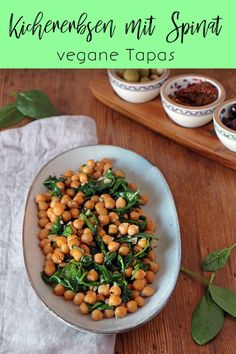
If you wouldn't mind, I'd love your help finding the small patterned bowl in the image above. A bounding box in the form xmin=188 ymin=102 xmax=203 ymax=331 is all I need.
xmin=213 ymin=99 xmax=236 ymax=152
xmin=160 ymin=75 xmax=226 ymax=128
xmin=108 ymin=69 xmax=170 ymax=103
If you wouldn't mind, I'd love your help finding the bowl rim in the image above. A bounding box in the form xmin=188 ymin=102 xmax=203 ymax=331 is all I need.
xmin=160 ymin=74 xmax=226 ymax=111
xmin=213 ymin=98 xmax=236 ymax=135
xmin=22 ymin=144 xmax=181 ymax=334
xmin=107 ymin=69 xmax=171 ymax=87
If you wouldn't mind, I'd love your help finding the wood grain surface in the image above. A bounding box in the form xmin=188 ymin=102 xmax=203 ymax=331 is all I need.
xmin=1 ymin=69 xmax=236 ymax=354
xmin=90 ymin=74 xmax=236 ymax=171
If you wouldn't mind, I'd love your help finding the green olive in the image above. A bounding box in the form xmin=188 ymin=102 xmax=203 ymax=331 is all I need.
xmin=150 ymin=69 xmax=158 ymax=75
xmin=150 ymin=74 xmax=159 ymax=80
xmin=157 ymin=69 xmax=164 ymax=75
xmin=140 ymin=77 xmax=150 ymax=82
xmin=123 ymin=69 xmax=139 ymax=82
xmin=138 ymin=69 xmax=150 ymax=78
xmin=116 ymin=69 xmax=125 ymax=78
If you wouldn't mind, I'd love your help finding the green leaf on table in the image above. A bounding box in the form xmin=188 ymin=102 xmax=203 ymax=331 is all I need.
xmin=0 ymin=103 xmax=24 ymax=128
xmin=16 ymin=90 xmax=58 ymax=119
xmin=209 ymin=284 xmax=236 ymax=317
xmin=191 ymin=291 xmax=224 ymax=345
xmin=202 ymin=244 xmax=236 ymax=272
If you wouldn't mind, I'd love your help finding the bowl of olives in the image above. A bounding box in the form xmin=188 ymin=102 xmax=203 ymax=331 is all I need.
xmin=213 ymin=99 xmax=236 ymax=152
xmin=108 ymin=69 xmax=170 ymax=103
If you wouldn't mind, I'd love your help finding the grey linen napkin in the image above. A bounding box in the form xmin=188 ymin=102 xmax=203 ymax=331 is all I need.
xmin=0 ymin=116 xmax=116 ymax=354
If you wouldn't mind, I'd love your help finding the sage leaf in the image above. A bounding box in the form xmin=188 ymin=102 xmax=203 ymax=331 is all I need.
xmin=209 ymin=284 xmax=236 ymax=317
xmin=16 ymin=90 xmax=58 ymax=119
xmin=0 ymin=103 xmax=24 ymax=128
xmin=202 ymin=244 xmax=236 ymax=272
xmin=191 ymin=291 xmax=224 ymax=345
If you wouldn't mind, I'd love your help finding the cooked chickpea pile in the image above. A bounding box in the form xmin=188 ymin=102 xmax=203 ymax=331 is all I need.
xmin=36 ymin=158 xmax=159 ymax=321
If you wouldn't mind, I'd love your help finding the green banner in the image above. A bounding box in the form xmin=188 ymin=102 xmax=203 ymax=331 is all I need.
xmin=0 ymin=0 xmax=234 ymax=68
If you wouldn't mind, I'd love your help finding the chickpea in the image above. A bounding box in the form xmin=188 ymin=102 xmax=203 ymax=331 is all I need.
xmin=71 ymin=248 xmax=83 ymax=261
xmin=124 ymin=267 xmax=133 ymax=278
xmin=104 ymin=198 xmax=116 ymax=209
xmin=66 ymin=188 xmax=75 ymax=198
xmin=91 ymin=309 xmax=103 ymax=321
xmin=103 ymin=162 xmax=112 ymax=171
xmin=39 ymin=238 xmax=50 ymax=248
xmin=38 ymin=218 xmax=49 ymax=228
xmin=70 ymin=208 xmax=80 ymax=219
xmin=128 ymin=225 xmax=139 ymax=236
xmin=114 ymin=170 xmax=125 ymax=177
xmin=102 ymin=234 xmax=114 ymax=245
xmin=79 ymin=172 xmax=88 ymax=183
xmin=64 ymin=290 xmax=75 ymax=301
xmin=64 ymin=170 xmax=74 ymax=177
xmin=138 ymin=238 xmax=147 ymax=248
xmin=35 ymin=194 xmax=47 ymax=203
xmin=56 ymin=181 xmax=65 ymax=190
xmin=109 ymin=212 xmax=119 ymax=223
xmin=38 ymin=228 xmax=49 ymax=240
xmin=145 ymin=270 xmax=155 ymax=283
xmin=109 ymin=295 xmax=122 ymax=307
xmin=68 ymin=235 xmax=80 ymax=250
xmin=91 ymin=195 xmax=99 ymax=202
xmin=132 ymin=279 xmax=147 ymax=291
xmin=84 ymin=200 xmax=95 ymax=210
xmin=79 ymin=302 xmax=89 ymax=315
xmin=98 ymin=214 xmax=110 ymax=226
xmin=96 ymin=294 xmax=105 ymax=302
xmin=38 ymin=210 xmax=47 ymax=219
xmin=56 ymin=236 xmax=67 ymax=248
xmin=118 ymin=246 xmax=130 ymax=256
xmin=93 ymin=171 xmax=102 ymax=179
xmin=118 ymin=223 xmax=129 ymax=235
xmin=74 ymin=195 xmax=84 ymax=206
xmin=126 ymin=300 xmax=138 ymax=313
xmin=81 ymin=232 xmax=93 ymax=245
xmin=110 ymin=285 xmax=121 ymax=296
xmin=80 ymin=244 xmax=90 ymax=254
xmin=98 ymin=284 xmax=110 ymax=297
xmin=98 ymin=228 xmax=106 ymax=237
xmin=43 ymin=243 xmax=54 ymax=255
xmin=140 ymin=194 xmax=148 ymax=205
xmin=52 ymin=248 xmax=64 ymax=264
xmin=38 ymin=202 xmax=49 ymax=211
xmin=73 ymin=293 xmax=85 ymax=305
xmin=53 ymin=203 xmax=65 ymax=216
xmin=131 ymin=290 xmax=139 ymax=298
xmin=70 ymin=180 xmax=80 ymax=189
xmin=96 ymin=207 xmax=108 ymax=216
xmin=45 ymin=222 xmax=52 ymax=230
xmin=87 ymin=269 xmax=99 ymax=282
xmin=142 ymin=286 xmax=155 ymax=297
xmin=108 ymin=241 xmax=119 ymax=252
xmin=49 ymin=213 xmax=58 ymax=223
xmin=54 ymin=284 xmax=65 ymax=296
xmin=147 ymin=249 xmax=156 ymax=261
xmin=108 ymin=224 xmax=118 ymax=234
xmin=82 ymin=165 xmax=93 ymax=175
xmin=94 ymin=253 xmax=104 ymax=264
xmin=128 ymin=183 xmax=137 ymax=191
xmin=71 ymin=174 xmax=79 ymax=182
xmin=50 ymin=198 xmax=60 ymax=208
xmin=135 ymin=296 xmax=145 ymax=307
xmin=62 ymin=211 xmax=72 ymax=222
xmin=134 ymin=269 xmax=146 ymax=280
xmin=86 ymin=159 xmax=96 ymax=168
xmin=48 ymin=234 xmax=57 ymax=242
xmin=130 ymin=211 xmax=140 ymax=221
xmin=115 ymin=306 xmax=127 ymax=318
xmin=61 ymin=243 xmax=70 ymax=254
xmin=61 ymin=195 xmax=70 ymax=205
xmin=149 ymin=262 xmax=160 ymax=274
xmin=44 ymin=262 xmax=56 ymax=276
xmin=116 ymin=197 xmax=126 ymax=209
xmin=84 ymin=292 xmax=96 ymax=305
xmin=73 ymin=219 xmax=84 ymax=230
xmin=104 ymin=309 xmax=115 ymax=319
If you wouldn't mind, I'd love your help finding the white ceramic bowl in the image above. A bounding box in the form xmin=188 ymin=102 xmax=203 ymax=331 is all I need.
xmin=23 ymin=145 xmax=181 ymax=334
xmin=108 ymin=69 xmax=170 ymax=103
xmin=160 ymin=75 xmax=226 ymax=128
xmin=213 ymin=99 xmax=236 ymax=152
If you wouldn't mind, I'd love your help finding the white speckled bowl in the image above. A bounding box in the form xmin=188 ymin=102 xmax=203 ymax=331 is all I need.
xmin=23 ymin=145 xmax=181 ymax=334
xmin=213 ymin=99 xmax=236 ymax=152
xmin=160 ymin=75 xmax=226 ymax=128
xmin=108 ymin=69 xmax=170 ymax=103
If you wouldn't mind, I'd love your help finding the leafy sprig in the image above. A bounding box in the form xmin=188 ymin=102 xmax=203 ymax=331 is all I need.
xmin=181 ymin=243 xmax=236 ymax=345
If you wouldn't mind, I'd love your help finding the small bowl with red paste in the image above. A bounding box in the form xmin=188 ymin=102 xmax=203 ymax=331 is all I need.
xmin=213 ymin=99 xmax=236 ymax=152
xmin=160 ymin=75 xmax=226 ymax=128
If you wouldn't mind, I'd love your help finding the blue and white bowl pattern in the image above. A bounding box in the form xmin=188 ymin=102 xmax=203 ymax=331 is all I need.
xmin=109 ymin=75 xmax=163 ymax=92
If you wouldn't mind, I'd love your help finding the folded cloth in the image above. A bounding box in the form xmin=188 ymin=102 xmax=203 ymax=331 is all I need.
xmin=0 ymin=116 xmax=116 ymax=354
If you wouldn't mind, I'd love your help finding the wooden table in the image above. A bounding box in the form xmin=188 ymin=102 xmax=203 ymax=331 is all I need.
xmin=1 ymin=69 xmax=235 ymax=354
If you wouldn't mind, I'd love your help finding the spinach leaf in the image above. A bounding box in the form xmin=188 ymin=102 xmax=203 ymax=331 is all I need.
xmin=117 ymin=255 xmax=125 ymax=273
xmin=50 ymin=217 xmax=64 ymax=235
xmin=62 ymin=224 xmax=72 ymax=237
xmin=104 ymin=252 xmax=117 ymax=266
xmin=0 ymin=103 xmax=24 ymax=128
xmin=121 ymin=286 xmax=132 ymax=303
xmin=202 ymin=244 xmax=236 ymax=272
xmin=16 ymin=90 xmax=58 ymax=119
xmin=209 ymin=284 xmax=236 ymax=317
xmin=123 ymin=253 xmax=135 ymax=268
xmin=191 ymin=291 xmax=224 ymax=345
xmin=94 ymin=264 xmax=113 ymax=283
xmin=89 ymin=301 xmax=113 ymax=313
xmin=43 ymin=175 xmax=65 ymax=197
xmin=81 ymin=255 xmax=94 ymax=268
xmin=114 ymin=190 xmax=141 ymax=214
xmin=80 ymin=212 xmax=97 ymax=234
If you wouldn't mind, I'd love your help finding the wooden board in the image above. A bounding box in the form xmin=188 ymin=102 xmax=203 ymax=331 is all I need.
xmin=90 ymin=75 xmax=236 ymax=171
